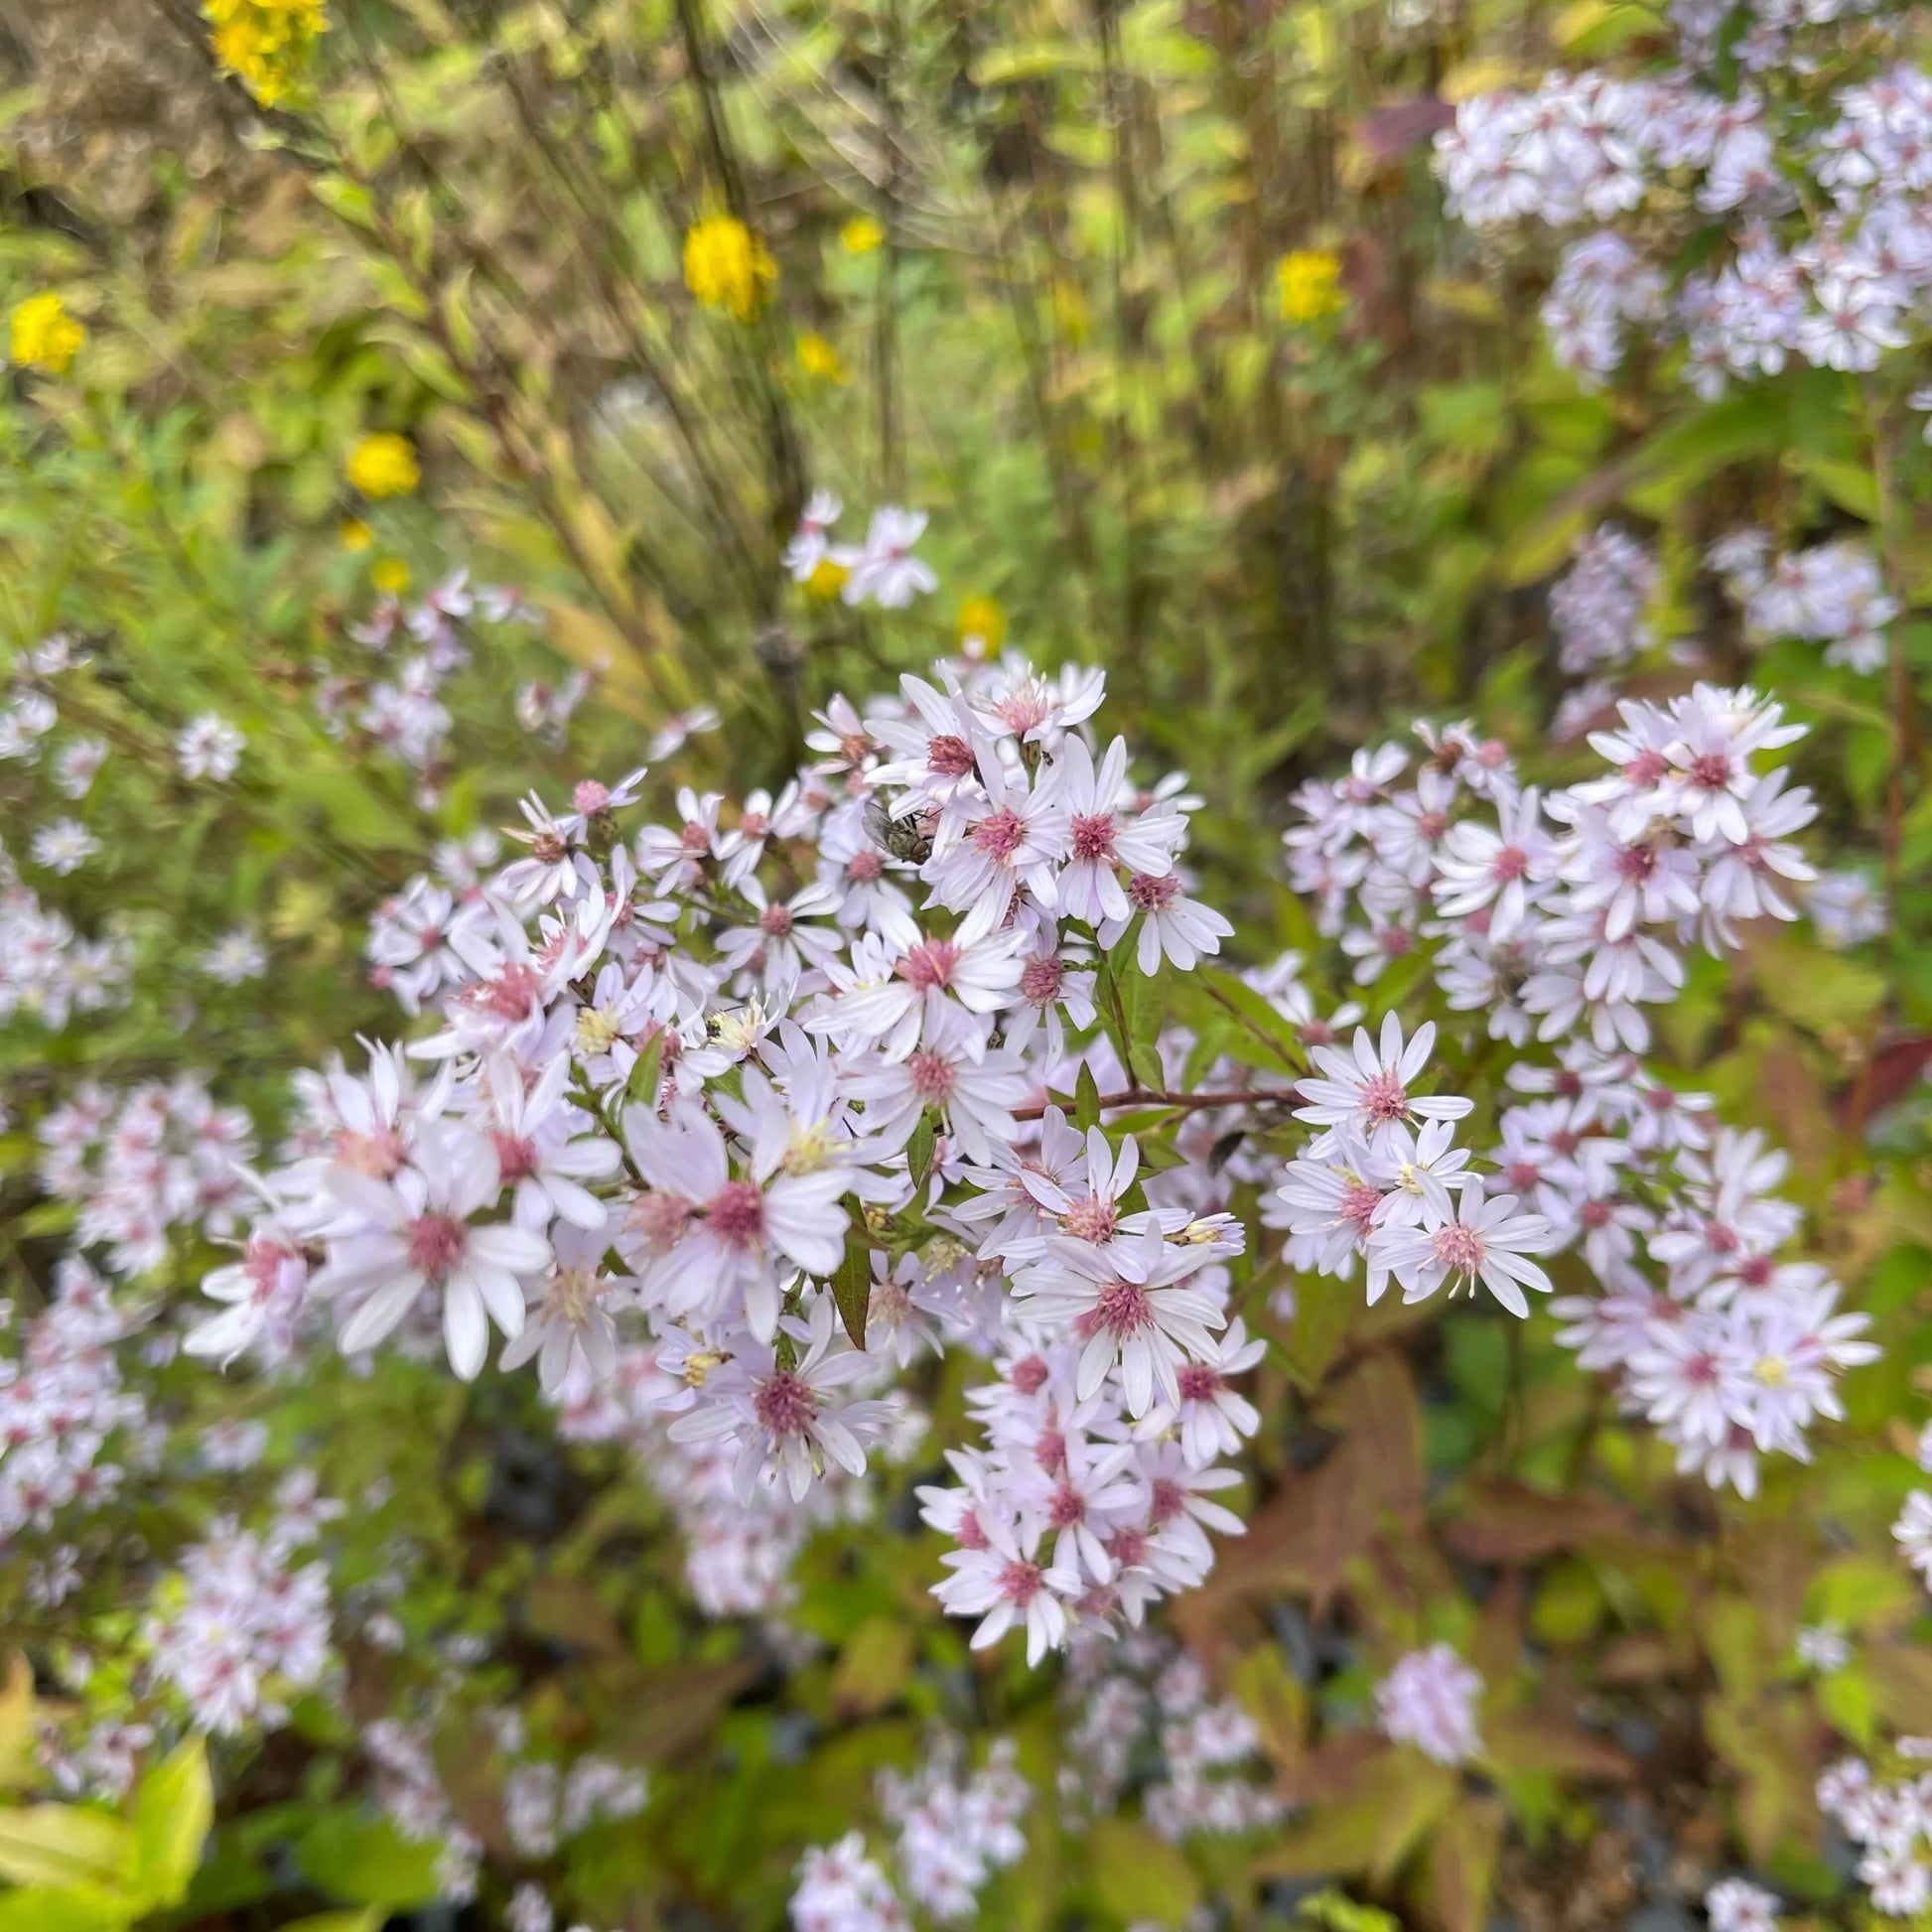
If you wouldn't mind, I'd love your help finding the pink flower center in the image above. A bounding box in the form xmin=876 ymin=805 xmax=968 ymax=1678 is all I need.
xmin=1492 ymin=845 xmax=1529 ymax=881
xmin=1069 ymin=812 xmax=1117 ymax=863
xmin=1417 ymin=811 xmax=1449 ymax=841
xmin=706 ymin=1179 xmax=765 ymax=1248
xmin=1359 ymin=1069 xmax=1409 ymax=1125
xmin=1176 ymin=1363 xmax=1221 ymax=1402
xmin=1048 ymin=1482 xmax=1086 ymax=1528
xmin=957 ymin=1508 xmax=987 ymax=1550
xmin=1021 ymin=955 xmax=1064 ymax=1006
xmin=998 ymin=1559 xmax=1043 ymax=1606
xmin=629 ymin=1191 xmax=694 ymax=1249
xmin=1035 ymin=1427 xmax=1066 ymax=1474
xmin=1622 ymin=750 xmax=1668 ymax=786
xmin=679 ymin=820 xmax=711 ymax=854
xmin=1737 ymin=1254 xmax=1772 ymax=1288
xmin=406 ymin=1212 xmax=466 ymax=1283
xmin=492 ymin=1132 xmax=540 ymax=1182
xmin=1689 ymin=752 xmax=1732 ymax=791
xmin=336 ymin=1125 xmax=405 ymax=1178
xmin=1379 ymin=925 xmax=1415 ymax=957
xmin=907 ymin=1050 xmax=955 ymax=1103
xmin=1340 ymin=1180 xmax=1383 ymax=1233
xmin=997 ymin=690 xmax=1051 ymax=734
xmin=973 ymin=807 xmax=1028 ymax=862
xmin=897 ymin=938 xmax=961 ymax=990
xmin=481 ymin=962 xmax=543 ymax=1021
xmin=1107 ymin=1526 xmax=1148 ymax=1568
xmin=759 ymin=903 xmax=794 ymax=936
xmin=1506 ymin=1162 xmax=1541 ymax=1191
xmin=1150 ymin=1478 xmax=1183 ymax=1525
xmin=573 ymin=780 xmax=610 ymax=814
xmin=1581 ymin=1200 xmax=1612 ymax=1228
xmin=847 ymin=850 xmax=883 ymax=882
xmin=754 ymin=1370 xmax=818 ymax=1437
xmin=1127 ymin=872 xmax=1178 ymax=911
xmin=243 ymin=1240 xmax=296 ymax=1302
xmin=1091 ymin=1279 xmax=1153 ymax=1338
xmin=1431 ymin=1222 xmax=1486 ymax=1276
xmin=927 ymin=734 xmax=975 ymax=778
xmin=1010 ymin=1355 xmax=1049 ymax=1395
xmin=1062 ymin=1196 xmax=1118 ymax=1243
xmin=1708 ymin=1222 xmax=1738 ymax=1253
xmin=1614 ymin=844 xmax=1656 ymax=882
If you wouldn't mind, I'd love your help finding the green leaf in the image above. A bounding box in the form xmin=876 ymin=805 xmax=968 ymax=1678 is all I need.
xmin=625 ymin=1029 xmax=665 ymax=1108
xmin=906 ymin=1112 xmax=937 ymax=1191
xmin=1074 ymin=1061 xmax=1103 ymax=1133
xmin=0 ymin=1886 xmax=136 ymax=1932
xmin=831 ymin=1231 xmax=874 ymax=1351
xmin=0 ymin=1808 xmax=133 ymax=1894
xmin=275 ymin=1915 xmax=384 ymax=1932
xmin=130 ymin=1736 xmax=212 ymax=1910
xmin=1818 ymin=1666 xmax=1877 ymax=1748
xmin=293 ymin=1812 xmax=441 ymax=1911
xmin=1087 ymin=1818 xmax=1198 ymax=1925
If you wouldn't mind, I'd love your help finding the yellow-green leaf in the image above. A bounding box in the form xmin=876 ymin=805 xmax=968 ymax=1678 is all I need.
xmin=0 ymin=1807 xmax=134 ymax=1894
xmin=130 ymin=1736 xmax=213 ymax=1909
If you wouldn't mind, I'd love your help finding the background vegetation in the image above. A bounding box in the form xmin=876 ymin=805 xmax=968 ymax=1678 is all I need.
xmin=0 ymin=0 xmax=1927 ymax=1928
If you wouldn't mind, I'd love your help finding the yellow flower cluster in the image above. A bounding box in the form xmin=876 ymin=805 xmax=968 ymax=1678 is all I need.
xmin=684 ymin=215 xmax=777 ymax=323
xmin=10 ymin=294 xmax=84 ymax=374
xmin=1278 ymin=248 xmax=1345 ymax=324
xmin=203 ymin=0 xmax=329 ymax=109
xmin=346 ymin=433 xmax=420 ymax=499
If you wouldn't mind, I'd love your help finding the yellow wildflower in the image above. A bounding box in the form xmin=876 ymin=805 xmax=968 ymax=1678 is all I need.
xmin=1278 ymin=248 xmax=1345 ymax=324
xmin=805 ymin=557 xmax=850 ymax=601
xmin=954 ymin=596 xmax=1007 ymax=654
xmin=796 ymin=333 xmax=848 ymax=383
xmin=339 ymin=516 xmax=373 ymax=552
xmin=346 ymin=433 xmax=420 ymax=499
xmin=684 ymin=215 xmax=777 ymax=323
xmin=10 ymin=293 xmax=84 ymax=374
xmin=840 ymin=215 xmax=885 ymax=255
xmin=371 ymin=557 xmax=412 ymax=595
xmin=204 ymin=0 xmax=329 ymax=108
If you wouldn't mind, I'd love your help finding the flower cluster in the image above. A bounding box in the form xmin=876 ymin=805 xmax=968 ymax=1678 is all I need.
xmin=1709 ymin=528 xmax=1896 ymax=677
xmin=0 ymin=878 xmax=131 ymax=1029
xmin=1058 ymin=1636 xmax=1285 ymax=1840
xmin=40 ymin=1076 xmax=254 ymax=1279
xmin=1437 ymin=35 xmax=1932 ymax=399
xmin=1817 ymin=1754 xmax=1932 ymax=1917
xmin=203 ymin=0 xmax=330 ymax=108
xmin=1375 ymin=1644 xmax=1484 ymax=1765
xmin=1274 ymin=689 xmax=1874 ymax=1493
xmin=1549 ymin=524 xmax=1656 ymax=677
xmin=327 ymin=570 xmax=542 ymax=793
xmin=783 ymin=493 xmax=939 ymax=609
xmin=143 ymin=1514 xmax=336 ymax=1735
xmin=197 ymin=624 xmax=1250 ymax=1661
xmin=0 ymin=1259 xmax=145 ymax=1545
xmin=792 ymin=1736 xmax=1029 ymax=1929
xmin=549 ymin=1333 xmax=924 ymax=1619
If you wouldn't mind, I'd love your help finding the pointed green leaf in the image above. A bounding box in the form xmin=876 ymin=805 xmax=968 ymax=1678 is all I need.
xmin=131 ymin=1735 xmax=212 ymax=1909
xmin=831 ymin=1232 xmax=874 ymax=1350
xmin=1074 ymin=1061 xmax=1102 ymax=1132
xmin=0 ymin=1807 xmax=134 ymax=1894
xmin=906 ymin=1112 xmax=937 ymax=1191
